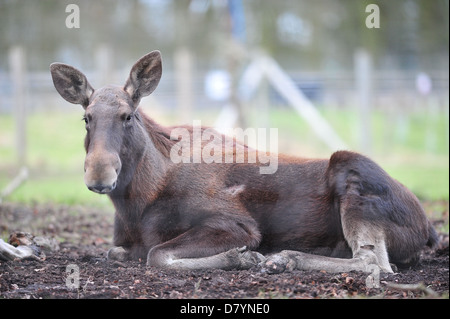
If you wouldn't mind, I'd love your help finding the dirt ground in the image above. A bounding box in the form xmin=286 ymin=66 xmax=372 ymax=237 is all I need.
xmin=0 ymin=201 xmax=448 ymax=299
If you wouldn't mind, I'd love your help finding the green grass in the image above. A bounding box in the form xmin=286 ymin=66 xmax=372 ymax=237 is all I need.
xmin=384 ymin=162 xmax=449 ymax=201
xmin=0 ymin=111 xmax=112 ymax=207
xmin=267 ymin=107 xmax=449 ymax=200
xmin=0 ymin=175 xmax=111 ymax=206
xmin=0 ymin=107 xmax=448 ymax=205
xmin=0 ymin=112 xmax=85 ymax=170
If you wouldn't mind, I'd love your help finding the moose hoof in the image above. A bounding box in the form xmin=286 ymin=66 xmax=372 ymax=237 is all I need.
xmin=107 ymin=246 xmax=129 ymax=261
xmin=239 ymin=250 xmax=266 ymax=269
xmin=262 ymin=253 xmax=296 ymax=274
xmin=389 ymin=263 xmax=398 ymax=273
xmin=223 ymin=246 xmax=266 ymax=270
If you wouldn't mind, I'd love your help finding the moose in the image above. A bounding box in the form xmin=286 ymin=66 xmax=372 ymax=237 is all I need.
xmin=47 ymin=50 xmax=438 ymax=273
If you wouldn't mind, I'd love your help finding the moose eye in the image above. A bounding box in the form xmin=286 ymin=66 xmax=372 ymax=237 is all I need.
xmin=82 ymin=116 xmax=88 ymax=124
xmin=126 ymin=114 xmax=133 ymax=121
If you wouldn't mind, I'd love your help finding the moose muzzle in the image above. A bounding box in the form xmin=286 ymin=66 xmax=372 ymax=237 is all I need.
xmin=84 ymin=151 xmax=121 ymax=194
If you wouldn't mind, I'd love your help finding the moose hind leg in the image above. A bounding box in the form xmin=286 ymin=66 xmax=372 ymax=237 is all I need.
xmin=263 ymin=246 xmax=380 ymax=274
xmin=107 ymin=246 xmax=130 ymax=261
xmin=263 ymin=194 xmax=395 ymax=274
xmin=262 ymin=229 xmax=390 ymax=274
xmin=340 ymin=214 xmax=394 ymax=273
xmin=338 ymin=181 xmax=395 ymax=273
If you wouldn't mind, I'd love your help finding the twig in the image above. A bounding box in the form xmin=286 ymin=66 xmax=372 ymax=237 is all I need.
xmin=0 ymin=167 xmax=28 ymax=203
xmin=386 ymin=282 xmax=438 ymax=297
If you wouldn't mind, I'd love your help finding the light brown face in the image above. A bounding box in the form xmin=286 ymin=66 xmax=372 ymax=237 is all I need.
xmin=50 ymin=50 xmax=162 ymax=194
xmin=82 ymin=86 xmax=135 ymax=193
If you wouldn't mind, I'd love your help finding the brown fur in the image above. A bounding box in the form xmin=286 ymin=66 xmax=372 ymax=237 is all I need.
xmin=50 ymin=51 xmax=439 ymax=272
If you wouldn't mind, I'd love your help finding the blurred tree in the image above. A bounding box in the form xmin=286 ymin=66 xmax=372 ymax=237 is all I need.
xmin=0 ymin=0 xmax=447 ymax=72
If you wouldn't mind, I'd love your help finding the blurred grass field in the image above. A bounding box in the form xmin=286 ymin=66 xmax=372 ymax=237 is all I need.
xmin=268 ymin=107 xmax=449 ymax=201
xmin=0 ymin=107 xmax=448 ymax=208
xmin=0 ymin=112 xmax=112 ymax=208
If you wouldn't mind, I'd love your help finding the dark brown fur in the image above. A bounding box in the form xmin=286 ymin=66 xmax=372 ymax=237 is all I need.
xmin=50 ymin=51 xmax=438 ymax=272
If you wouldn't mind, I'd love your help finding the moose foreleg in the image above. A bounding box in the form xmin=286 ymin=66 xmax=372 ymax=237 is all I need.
xmin=149 ymin=246 xmax=265 ymax=270
xmin=146 ymin=219 xmax=263 ymax=270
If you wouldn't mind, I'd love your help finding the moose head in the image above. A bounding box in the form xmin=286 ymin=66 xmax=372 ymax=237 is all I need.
xmin=50 ymin=51 xmax=162 ymax=194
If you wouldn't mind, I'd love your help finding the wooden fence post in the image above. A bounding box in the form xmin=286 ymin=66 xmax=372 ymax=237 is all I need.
xmin=174 ymin=47 xmax=194 ymax=122
xmin=9 ymin=46 xmax=27 ymax=167
xmin=96 ymin=44 xmax=113 ymax=85
xmin=1 ymin=46 xmax=29 ymax=202
xmin=355 ymin=49 xmax=373 ymax=155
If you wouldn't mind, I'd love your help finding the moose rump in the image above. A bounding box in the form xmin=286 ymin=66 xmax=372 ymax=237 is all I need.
xmin=50 ymin=50 xmax=438 ymax=273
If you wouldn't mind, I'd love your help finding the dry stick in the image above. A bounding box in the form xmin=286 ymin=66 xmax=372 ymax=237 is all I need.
xmin=386 ymin=282 xmax=438 ymax=297
xmin=0 ymin=167 xmax=28 ymax=204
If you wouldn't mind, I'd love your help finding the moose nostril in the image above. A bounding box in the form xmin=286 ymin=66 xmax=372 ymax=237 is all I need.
xmin=88 ymin=185 xmax=104 ymax=193
xmin=87 ymin=180 xmax=117 ymax=194
xmin=88 ymin=184 xmax=111 ymax=194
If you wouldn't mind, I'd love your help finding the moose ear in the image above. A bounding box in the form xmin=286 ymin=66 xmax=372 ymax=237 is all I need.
xmin=50 ymin=63 xmax=94 ymax=108
xmin=124 ymin=50 xmax=162 ymax=108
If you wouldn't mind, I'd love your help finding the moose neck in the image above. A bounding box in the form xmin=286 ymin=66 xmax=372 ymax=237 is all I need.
xmin=108 ymin=110 xmax=173 ymax=214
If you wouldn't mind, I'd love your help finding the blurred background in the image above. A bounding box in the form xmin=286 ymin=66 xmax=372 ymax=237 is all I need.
xmin=0 ymin=0 xmax=448 ymax=207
